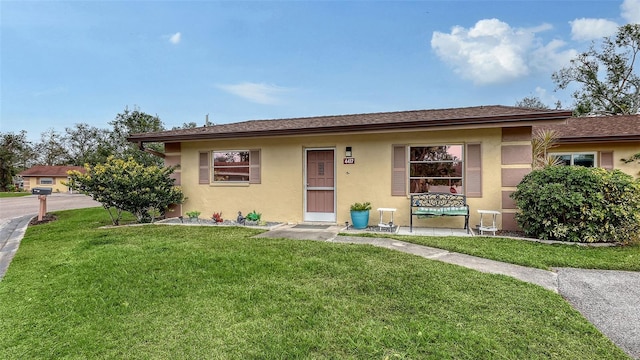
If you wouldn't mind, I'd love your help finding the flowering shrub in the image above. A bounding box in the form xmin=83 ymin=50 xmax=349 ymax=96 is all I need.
xmin=67 ymin=156 xmax=184 ymax=225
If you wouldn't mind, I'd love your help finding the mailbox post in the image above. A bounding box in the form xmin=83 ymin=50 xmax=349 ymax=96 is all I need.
xmin=32 ymin=188 xmax=52 ymax=221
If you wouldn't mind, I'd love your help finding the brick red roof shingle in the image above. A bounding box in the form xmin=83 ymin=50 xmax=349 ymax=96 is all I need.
xmin=535 ymin=114 xmax=640 ymax=143
xmin=19 ymin=165 xmax=85 ymax=177
xmin=128 ymin=105 xmax=573 ymax=143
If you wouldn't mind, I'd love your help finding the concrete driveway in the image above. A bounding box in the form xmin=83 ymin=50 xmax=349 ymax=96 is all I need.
xmin=0 ymin=193 xmax=101 ymax=220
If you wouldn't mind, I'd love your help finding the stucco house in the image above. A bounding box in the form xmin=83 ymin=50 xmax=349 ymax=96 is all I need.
xmin=535 ymin=114 xmax=640 ymax=177
xmin=19 ymin=165 xmax=85 ymax=193
xmin=128 ymin=105 xmax=584 ymax=231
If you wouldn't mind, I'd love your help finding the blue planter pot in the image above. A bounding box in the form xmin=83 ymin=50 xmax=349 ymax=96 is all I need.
xmin=350 ymin=210 xmax=370 ymax=229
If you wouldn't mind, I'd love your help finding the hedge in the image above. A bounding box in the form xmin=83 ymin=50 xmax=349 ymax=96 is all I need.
xmin=511 ymin=166 xmax=640 ymax=243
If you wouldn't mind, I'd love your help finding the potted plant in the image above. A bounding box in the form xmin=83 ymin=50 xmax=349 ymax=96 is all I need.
xmin=350 ymin=202 xmax=371 ymax=229
xmin=186 ymin=210 xmax=200 ymax=222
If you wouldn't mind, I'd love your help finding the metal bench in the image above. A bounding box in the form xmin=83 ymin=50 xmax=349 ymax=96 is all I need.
xmin=410 ymin=193 xmax=469 ymax=233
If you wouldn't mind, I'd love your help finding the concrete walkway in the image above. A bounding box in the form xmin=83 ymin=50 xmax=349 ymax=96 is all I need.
xmin=1 ymin=219 xmax=638 ymax=358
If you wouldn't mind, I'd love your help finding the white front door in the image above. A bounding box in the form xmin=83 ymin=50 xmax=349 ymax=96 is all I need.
xmin=304 ymin=149 xmax=336 ymax=222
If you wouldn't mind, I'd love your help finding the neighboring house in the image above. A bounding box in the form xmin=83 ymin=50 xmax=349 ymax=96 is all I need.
xmin=19 ymin=165 xmax=85 ymax=193
xmin=129 ymin=105 xmax=575 ymax=231
xmin=535 ymin=114 xmax=640 ymax=177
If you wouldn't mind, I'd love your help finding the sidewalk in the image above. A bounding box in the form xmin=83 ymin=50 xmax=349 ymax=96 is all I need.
xmin=0 ymin=214 xmax=34 ymax=280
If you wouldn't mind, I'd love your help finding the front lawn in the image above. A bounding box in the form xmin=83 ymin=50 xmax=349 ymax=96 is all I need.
xmin=0 ymin=208 xmax=629 ymax=359
xmin=0 ymin=192 xmax=30 ymax=198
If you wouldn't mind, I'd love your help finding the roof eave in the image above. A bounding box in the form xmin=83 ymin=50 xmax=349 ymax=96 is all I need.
xmin=128 ymin=111 xmax=573 ymax=144
xmin=557 ymin=135 xmax=640 ymax=144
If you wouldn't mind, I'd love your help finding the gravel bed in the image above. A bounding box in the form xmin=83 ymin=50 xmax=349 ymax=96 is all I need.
xmin=155 ymin=217 xmax=282 ymax=229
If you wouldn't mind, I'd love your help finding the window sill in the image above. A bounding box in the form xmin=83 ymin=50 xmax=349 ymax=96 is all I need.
xmin=210 ymin=182 xmax=250 ymax=187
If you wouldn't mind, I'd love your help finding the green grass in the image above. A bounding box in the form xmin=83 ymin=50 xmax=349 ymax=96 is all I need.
xmin=367 ymin=233 xmax=640 ymax=271
xmin=0 ymin=208 xmax=630 ymax=359
xmin=0 ymin=192 xmax=30 ymax=198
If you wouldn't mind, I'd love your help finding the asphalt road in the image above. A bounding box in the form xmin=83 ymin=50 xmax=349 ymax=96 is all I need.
xmin=557 ymin=268 xmax=640 ymax=359
xmin=0 ymin=193 xmax=101 ymax=280
xmin=0 ymin=193 xmax=101 ymax=219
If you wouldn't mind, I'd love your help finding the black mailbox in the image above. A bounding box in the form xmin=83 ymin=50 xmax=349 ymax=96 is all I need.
xmin=32 ymin=188 xmax=53 ymax=195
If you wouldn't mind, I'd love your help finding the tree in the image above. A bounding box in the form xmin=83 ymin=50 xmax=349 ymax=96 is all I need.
xmin=0 ymin=131 xmax=31 ymax=191
xmin=515 ymin=96 xmax=550 ymax=110
xmin=67 ymin=157 xmax=185 ymax=225
xmin=64 ymin=123 xmax=113 ymax=166
xmin=172 ymin=122 xmax=198 ymax=130
xmin=109 ymin=106 xmax=165 ymax=167
xmin=34 ymin=128 xmax=68 ymax=166
xmin=553 ymin=24 xmax=640 ymax=115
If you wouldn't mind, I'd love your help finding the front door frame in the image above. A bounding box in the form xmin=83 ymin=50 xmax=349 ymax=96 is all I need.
xmin=304 ymin=147 xmax=336 ymax=222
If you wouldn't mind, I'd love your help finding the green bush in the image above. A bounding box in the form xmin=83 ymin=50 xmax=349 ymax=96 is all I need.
xmin=511 ymin=166 xmax=640 ymax=243
xmin=67 ymin=156 xmax=185 ymax=225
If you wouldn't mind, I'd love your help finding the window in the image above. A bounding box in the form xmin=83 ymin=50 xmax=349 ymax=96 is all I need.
xmin=550 ymin=152 xmax=595 ymax=167
xmin=212 ymin=151 xmax=250 ymax=182
xmin=39 ymin=177 xmax=54 ymax=185
xmin=199 ymin=150 xmax=261 ymax=184
xmin=409 ymin=145 xmax=463 ymax=194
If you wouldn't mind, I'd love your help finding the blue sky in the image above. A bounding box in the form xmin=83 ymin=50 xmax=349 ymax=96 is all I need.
xmin=2 ymin=0 xmax=639 ymax=140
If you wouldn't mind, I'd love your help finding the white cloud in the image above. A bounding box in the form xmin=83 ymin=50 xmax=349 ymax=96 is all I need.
xmin=621 ymin=0 xmax=640 ymax=24
xmin=169 ymin=32 xmax=181 ymax=44
xmin=216 ymin=82 xmax=290 ymax=105
xmin=534 ymin=86 xmax=564 ymax=108
xmin=570 ymin=18 xmax=619 ymax=41
xmin=530 ymin=39 xmax=578 ymax=73
xmin=431 ymin=19 xmax=564 ymax=85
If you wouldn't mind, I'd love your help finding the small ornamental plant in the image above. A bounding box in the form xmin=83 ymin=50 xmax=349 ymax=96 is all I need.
xmin=186 ymin=210 xmax=201 ymax=219
xmin=350 ymin=202 xmax=371 ymax=229
xmin=212 ymin=212 xmax=223 ymax=223
xmin=350 ymin=202 xmax=372 ymax=211
xmin=246 ymin=210 xmax=261 ymax=222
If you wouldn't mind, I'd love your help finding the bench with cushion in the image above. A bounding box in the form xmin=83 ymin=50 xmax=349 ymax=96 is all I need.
xmin=410 ymin=193 xmax=469 ymax=233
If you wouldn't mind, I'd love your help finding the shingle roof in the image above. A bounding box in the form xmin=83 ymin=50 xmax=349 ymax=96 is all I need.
xmin=128 ymin=105 xmax=573 ymax=143
xmin=535 ymin=114 xmax=640 ymax=143
xmin=19 ymin=165 xmax=85 ymax=177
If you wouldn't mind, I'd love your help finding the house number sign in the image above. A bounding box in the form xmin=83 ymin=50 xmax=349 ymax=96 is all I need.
xmin=343 ymin=158 xmax=355 ymax=164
